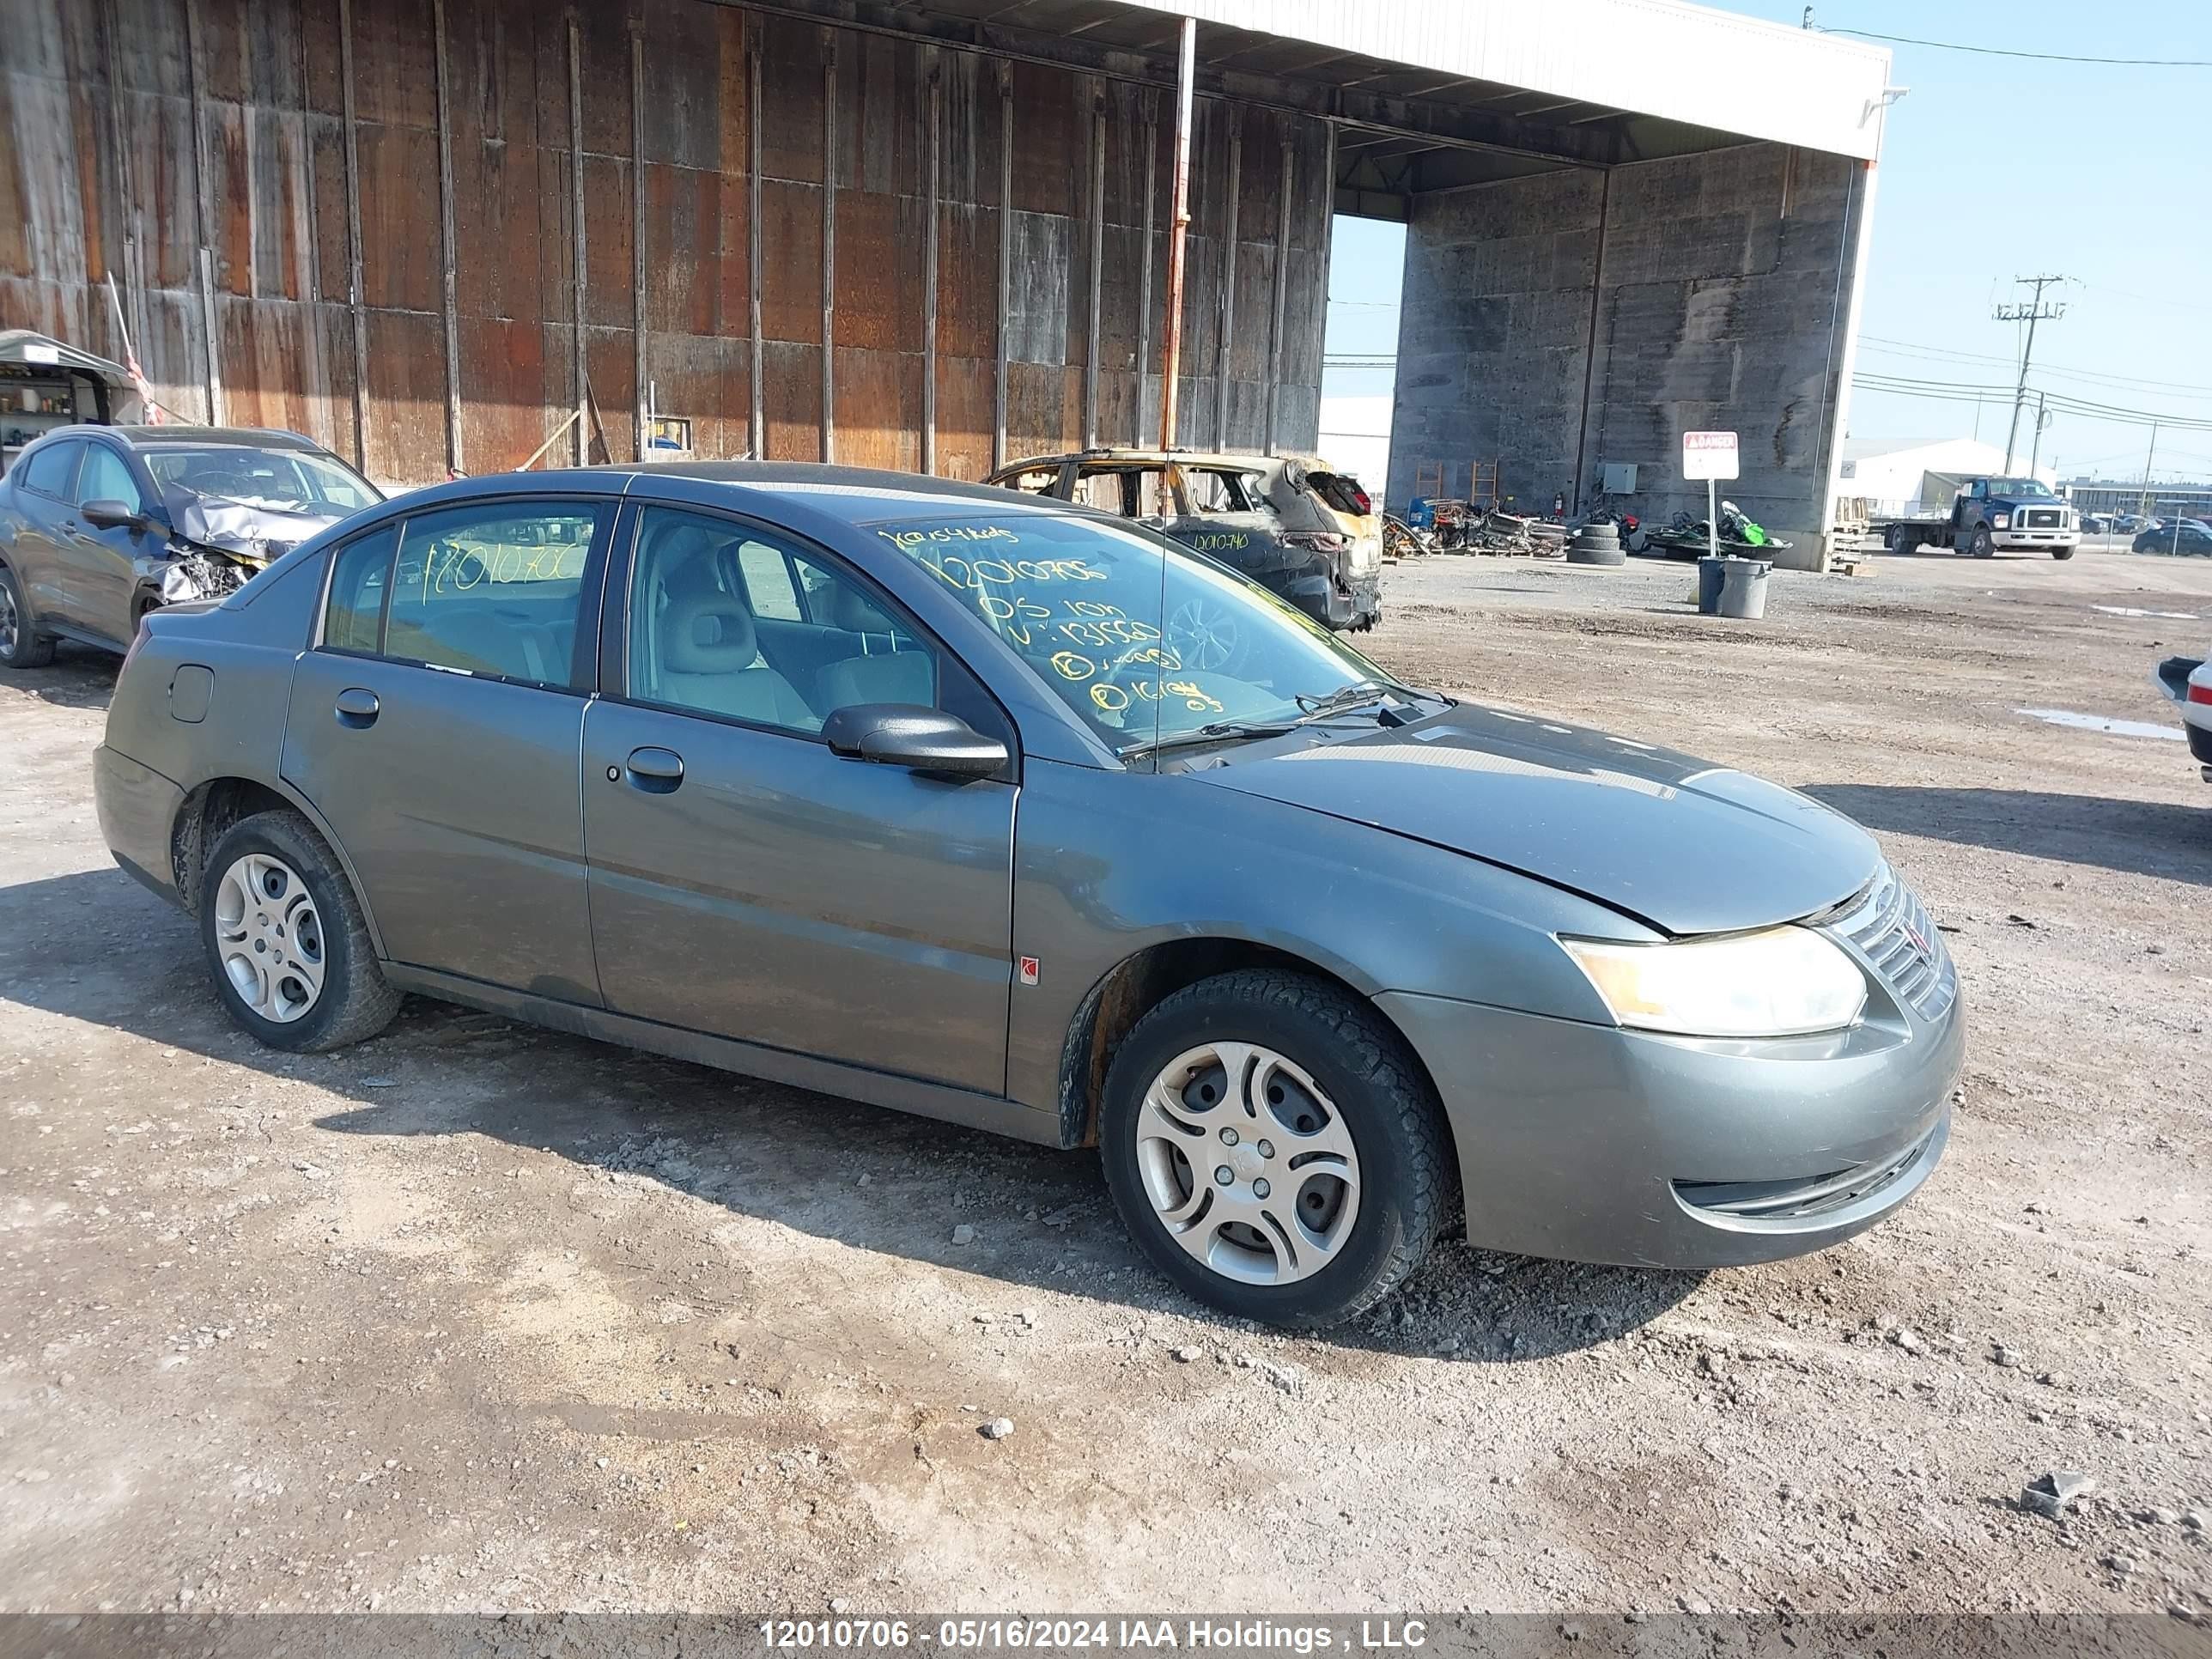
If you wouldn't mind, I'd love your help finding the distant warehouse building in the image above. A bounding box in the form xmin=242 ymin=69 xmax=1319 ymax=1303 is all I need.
xmin=2 ymin=0 xmax=1889 ymax=561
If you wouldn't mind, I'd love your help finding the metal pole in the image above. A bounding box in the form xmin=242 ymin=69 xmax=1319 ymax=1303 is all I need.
xmin=1157 ymin=16 xmax=1195 ymax=456
xmin=748 ymin=38 xmax=763 ymax=458
xmin=2139 ymin=420 xmax=2158 ymax=522
xmin=993 ymin=66 xmax=1012 ymax=471
xmin=632 ymin=29 xmax=648 ymax=462
xmin=922 ymin=52 xmax=940 ymax=474
xmin=433 ymin=0 xmax=462 ymax=475
xmin=1707 ymin=477 xmax=1717 ymax=563
xmin=2002 ymin=305 xmax=2038 ymax=472
xmin=338 ymin=0 xmax=370 ymax=467
xmin=821 ymin=48 xmax=836 ymax=464
xmin=568 ymin=21 xmax=588 ymax=466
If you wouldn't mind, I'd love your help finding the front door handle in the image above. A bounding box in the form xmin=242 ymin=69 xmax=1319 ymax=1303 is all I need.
xmin=334 ymin=687 xmax=380 ymax=727
xmin=622 ymin=745 xmax=684 ymax=793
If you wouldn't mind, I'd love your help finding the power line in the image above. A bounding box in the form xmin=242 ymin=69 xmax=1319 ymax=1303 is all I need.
xmin=1814 ymin=24 xmax=2212 ymax=67
xmin=1853 ymin=372 xmax=2212 ymax=434
xmin=1859 ymin=336 xmax=2212 ymax=399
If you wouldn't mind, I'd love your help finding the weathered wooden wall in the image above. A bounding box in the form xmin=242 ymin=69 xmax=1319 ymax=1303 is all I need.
xmin=0 ymin=0 xmax=1332 ymax=484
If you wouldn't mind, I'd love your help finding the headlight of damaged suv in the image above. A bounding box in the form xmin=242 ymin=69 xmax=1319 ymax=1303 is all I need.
xmin=1561 ymin=927 xmax=1866 ymax=1038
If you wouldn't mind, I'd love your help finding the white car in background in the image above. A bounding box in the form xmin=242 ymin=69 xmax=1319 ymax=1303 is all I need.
xmin=2157 ymin=653 xmax=2212 ymax=783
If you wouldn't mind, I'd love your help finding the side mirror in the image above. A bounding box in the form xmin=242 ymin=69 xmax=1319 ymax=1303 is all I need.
xmin=822 ymin=703 xmax=1008 ymax=780
xmin=81 ymin=498 xmax=148 ymax=532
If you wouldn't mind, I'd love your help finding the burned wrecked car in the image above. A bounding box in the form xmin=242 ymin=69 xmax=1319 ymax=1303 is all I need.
xmin=0 ymin=425 xmax=381 ymax=667
xmin=986 ymin=449 xmax=1382 ymax=633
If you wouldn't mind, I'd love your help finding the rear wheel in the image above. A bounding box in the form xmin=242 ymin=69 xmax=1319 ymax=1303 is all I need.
xmin=199 ymin=809 xmax=400 ymax=1053
xmin=1884 ymin=524 xmax=1914 ymax=555
xmin=1098 ymin=969 xmax=1451 ymax=1328
xmin=0 ymin=565 xmax=56 ymax=668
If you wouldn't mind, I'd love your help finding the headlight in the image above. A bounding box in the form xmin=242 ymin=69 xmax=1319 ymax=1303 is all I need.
xmin=1992 ymin=514 xmax=2010 ymax=529
xmin=1560 ymin=927 xmax=1867 ymax=1038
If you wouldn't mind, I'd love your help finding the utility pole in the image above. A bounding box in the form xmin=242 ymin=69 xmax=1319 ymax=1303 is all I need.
xmin=2027 ymin=391 xmax=2052 ymax=477
xmin=1995 ymin=274 xmax=2067 ymax=473
xmin=2138 ymin=419 xmax=2159 ymax=520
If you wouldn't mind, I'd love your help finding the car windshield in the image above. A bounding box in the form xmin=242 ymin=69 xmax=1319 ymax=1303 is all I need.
xmin=143 ymin=446 xmax=382 ymax=514
xmin=867 ymin=510 xmax=1401 ymax=757
xmin=1984 ymin=478 xmax=2054 ymax=499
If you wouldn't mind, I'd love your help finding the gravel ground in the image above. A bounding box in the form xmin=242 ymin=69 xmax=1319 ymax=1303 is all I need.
xmin=1 ymin=545 xmax=2209 ymax=1618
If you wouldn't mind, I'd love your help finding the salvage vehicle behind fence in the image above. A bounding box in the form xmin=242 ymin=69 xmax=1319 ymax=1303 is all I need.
xmin=0 ymin=425 xmax=382 ymax=667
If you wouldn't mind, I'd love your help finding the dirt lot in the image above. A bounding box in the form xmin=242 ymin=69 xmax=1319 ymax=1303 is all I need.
xmin=2 ymin=547 xmax=2209 ymax=1618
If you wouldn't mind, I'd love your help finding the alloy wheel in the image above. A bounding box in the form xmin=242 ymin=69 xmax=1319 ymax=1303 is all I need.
xmin=1164 ymin=597 xmax=1242 ymax=672
xmin=213 ymin=853 xmax=326 ymax=1024
xmin=0 ymin=581 xmax=17 ymax=658
xmin=1133 ymin=1041 xmax=1362 ymax=1286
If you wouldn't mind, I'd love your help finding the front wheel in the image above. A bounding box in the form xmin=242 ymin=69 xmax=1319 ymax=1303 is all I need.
xmin=199 ymin=809 xmax=401 ymax=1053
xmin=1098 ymin=969 xmax=1452 ymax=1328
xmin=0 ymin=565 xmax=56 ymax=668
xmin=2051 ymin=547 xmax=2075 ymax=561
xmin=1970 ymin=526 xmax=1995 ymax=558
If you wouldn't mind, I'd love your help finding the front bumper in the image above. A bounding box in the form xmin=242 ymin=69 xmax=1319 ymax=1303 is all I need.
xmin=94 ymin=744 xmax=185 ymax=907
xmin=1993 ymin=529 xmax=2078 ymax=551
xmin=1377 ymin=984 xmax=1964 ymax=1268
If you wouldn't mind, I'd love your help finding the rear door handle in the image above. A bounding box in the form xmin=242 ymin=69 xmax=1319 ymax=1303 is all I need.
xmin=334 ymin=688 xmax=380 ymax=727
xmin=622 ymin=745 xmax=684 ymax=793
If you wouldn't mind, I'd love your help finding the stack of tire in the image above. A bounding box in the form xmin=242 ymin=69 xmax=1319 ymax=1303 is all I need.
xmin=1565 ymin=520 xmax=1626 ymax=566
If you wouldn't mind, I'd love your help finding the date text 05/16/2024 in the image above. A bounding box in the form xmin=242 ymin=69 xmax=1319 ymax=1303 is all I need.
xmin=757 ymin=1621 xmax=1432 ymax=1653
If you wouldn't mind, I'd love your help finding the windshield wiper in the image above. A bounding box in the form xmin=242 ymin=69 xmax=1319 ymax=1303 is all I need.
xmin=1291 ymin=678 xmax=1413 ymax=726
xmin=1119 ymin=720 xmax=1297 ymax=761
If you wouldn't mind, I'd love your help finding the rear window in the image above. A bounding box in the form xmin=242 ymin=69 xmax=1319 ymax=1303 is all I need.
xmin=1309 ymin=471 xmax=1371 ymax=517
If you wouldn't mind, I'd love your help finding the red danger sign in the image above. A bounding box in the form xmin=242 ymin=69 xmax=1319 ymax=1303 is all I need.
xmin=1682 ymin=429 xmax=1740 ymax=481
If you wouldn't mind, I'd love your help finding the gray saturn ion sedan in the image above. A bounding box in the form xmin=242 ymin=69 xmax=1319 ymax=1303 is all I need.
xmin=94 ymin=464 xmax=1964 ymax=1327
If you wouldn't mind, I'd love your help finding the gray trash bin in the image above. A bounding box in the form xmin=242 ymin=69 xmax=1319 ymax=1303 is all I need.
xmin=1716 ymin=556 xmax=1771 ymax=619
xmin=1696 ymin=556 xmax=1728 ymax=613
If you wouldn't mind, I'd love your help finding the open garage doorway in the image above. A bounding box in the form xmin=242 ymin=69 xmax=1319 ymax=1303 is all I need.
xmin=1317 ymin=216 xmax=1407 ymax=506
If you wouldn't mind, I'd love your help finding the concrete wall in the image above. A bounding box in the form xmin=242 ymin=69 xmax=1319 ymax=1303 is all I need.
xmin=1387 ymin=141 xmax=1863 ymax=547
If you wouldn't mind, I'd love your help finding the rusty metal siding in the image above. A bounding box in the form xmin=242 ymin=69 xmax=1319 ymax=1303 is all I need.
xmin=3 ymin=0 xmax=1330 ymax=484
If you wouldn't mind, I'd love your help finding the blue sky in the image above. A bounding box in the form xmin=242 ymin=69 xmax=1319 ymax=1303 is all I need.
xmin=1323 ymin=0 xmax=2212 ymax=484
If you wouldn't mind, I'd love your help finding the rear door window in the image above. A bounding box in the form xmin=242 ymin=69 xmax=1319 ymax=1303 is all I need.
xmin=321 ymin=526 xmax=398 ymax=654
xmin=381 ymin=502 xmax=606 ymax=688
xmin=1183 ymin=469 xmax=1266 ymax=514
xmin=19 ymin=441 xmax=82 ymax=501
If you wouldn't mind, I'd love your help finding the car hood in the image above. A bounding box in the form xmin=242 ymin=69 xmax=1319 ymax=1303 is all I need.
xmin=1191 ymin=702 xmax=1881 ymax=936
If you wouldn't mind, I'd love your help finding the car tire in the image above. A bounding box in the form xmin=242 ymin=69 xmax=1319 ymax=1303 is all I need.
xmin=1098 ymin=969 xmax=1452 ymax=1328
xmin=2051 ymin=547 xmax=2074 ymax=561
xmin=0 ymin=564 xmax=56 ymax=668
xmin=1970 ymin=526 xmax=1995 ymax=558
xmin=198 ymin=808 xmax=401 ymax=1054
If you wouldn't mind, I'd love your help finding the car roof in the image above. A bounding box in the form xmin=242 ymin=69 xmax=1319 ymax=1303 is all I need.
xmin=104 ymin=425 xmax=334 ymax=453
xmin=997 ymin=448 xmax=1290 ymax=472
xmin=575 ymin=459 xmax=1102 ymax=527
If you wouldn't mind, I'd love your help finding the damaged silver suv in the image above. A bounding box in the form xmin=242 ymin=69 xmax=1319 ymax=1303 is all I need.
xmin=0 ymin=425 xmax=381 ymax=667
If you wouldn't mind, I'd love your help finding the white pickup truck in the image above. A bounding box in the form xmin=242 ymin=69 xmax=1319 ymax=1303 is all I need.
xmin=2156 ymin=653 xmax=2212 ymax=784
